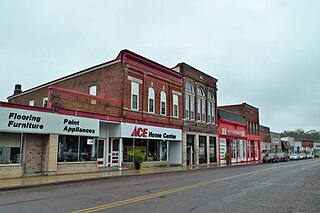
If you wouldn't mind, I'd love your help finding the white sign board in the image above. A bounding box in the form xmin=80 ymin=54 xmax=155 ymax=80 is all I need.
xmin=0 ymin=107 xmax=99 ymax=137
xmin=120 ymin=123 xmax=182 ymax=141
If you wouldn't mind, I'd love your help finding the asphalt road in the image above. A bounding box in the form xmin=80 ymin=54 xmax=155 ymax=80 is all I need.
xmin=0 ymin=159 xmax=319 ymax=213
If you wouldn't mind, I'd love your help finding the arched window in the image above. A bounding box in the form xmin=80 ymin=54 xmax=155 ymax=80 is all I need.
xmin=89 ymin=85 xmax=97 ymax=96
xmin=197 ymin=86 xmax=206 ymax=122
xmin=207 ymin=90 xmax=215 ymax=124
xmin=160 ymin=91 xmax=166 ymax=115
xmin=185 ymin=81 xmax=195 ymax=120
xmin=186 ymin=82 xmax=194 ymax=93
xmin=148 ymin=87 xmax=155 ymax=113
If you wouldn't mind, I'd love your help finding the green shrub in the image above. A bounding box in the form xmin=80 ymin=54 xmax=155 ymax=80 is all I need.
xmin=134 ymin=150 xmax=145 ymax=163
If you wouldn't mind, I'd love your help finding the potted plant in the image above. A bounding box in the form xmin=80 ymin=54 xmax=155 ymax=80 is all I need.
xmin=225 ymin=152 xmax=231 ymax=165
xmin=134 ymin=150 xmax=145 ymax=170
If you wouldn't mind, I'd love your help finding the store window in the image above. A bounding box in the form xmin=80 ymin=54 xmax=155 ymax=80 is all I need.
xmin=209 ymin=137 xmax=216 ymax=163
xmin=173 ymin=94 xmax=178 ymax=118
xmin=134 ymin=139 xmax=147 ymax=161
xmin=208 ymin=90 xmax=215 ymax=124
xmin=58 ymin=135 xmax=96 ymax=162
xmin=199 ymin=136 xmax=207 ymax=164
xmin=243 ymin=140 xmax=247 ymax=160
xmin=123 ymin=139 xmax=168 ymax=163
xmin=197 ymin=86 xmax=205 ymax=122
xmin=0 ymin=133 xmax=22 ymax=164
xmin=148 ymin=87 xmax=155 ymax=113
xmin=123 ymin=138 xmax=133 ymax=162
xmin=160 ymin=91 xmax=166 ymax=115
xmin=131 ymin=82 xmax=139 ymax=110
xmin=89 ymin=85 xmax=97 ymax=96
xmin=185 ymin=82 xmax=195 ymax=120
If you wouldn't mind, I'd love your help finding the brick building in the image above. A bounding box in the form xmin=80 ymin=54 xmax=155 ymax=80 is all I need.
xmin=1 ymin=50 xmax=184 ymax=178
xmin=217 ymin=108 xmax=247 ymax=165
xmin=172 ymin=63 xmax=218 ymax=166
xmin=260 ymin=125 xmax=271 ymax=154
xmin=218 ymin=103 xmax=261 ymax=162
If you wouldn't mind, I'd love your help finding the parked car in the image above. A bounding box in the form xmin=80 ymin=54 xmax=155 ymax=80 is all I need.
xmin=306 ymin=153 xmax=314 ymax=159
xmin=289 ymin=153 xmax=300 ymax=160
xmin=263 ymin=153 xmax=279 ymax=163
xmin=299 ymin=153 xmax=307 ymax=159
xmin=275 ymin=152 xmax=289 ymax=162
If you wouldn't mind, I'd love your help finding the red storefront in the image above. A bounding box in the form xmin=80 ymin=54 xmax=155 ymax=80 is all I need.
xmin=218 ymin=109 xmax=259 ymax=164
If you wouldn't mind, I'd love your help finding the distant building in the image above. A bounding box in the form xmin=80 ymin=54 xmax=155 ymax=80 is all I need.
xmin=260 ymin=125 xmax=271 ymax=153
xmin=218 ymin=103 xmax=261 ymax=162
xmin=281 ymin=137 xmax=294 ymax=154
xmin=270 ymin=131 xmax=282 ymax=153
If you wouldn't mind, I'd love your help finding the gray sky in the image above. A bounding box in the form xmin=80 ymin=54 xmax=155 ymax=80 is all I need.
xmin=1 ymin=0 xmax=319 ymax=133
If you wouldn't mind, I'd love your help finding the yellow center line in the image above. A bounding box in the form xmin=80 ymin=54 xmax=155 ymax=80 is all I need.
xmin=71 ymin=168 xmax=272 ymax=213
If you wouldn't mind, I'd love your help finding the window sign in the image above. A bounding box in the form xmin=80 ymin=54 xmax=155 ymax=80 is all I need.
xmin=121 ymin=123 xmax=182 ymax=141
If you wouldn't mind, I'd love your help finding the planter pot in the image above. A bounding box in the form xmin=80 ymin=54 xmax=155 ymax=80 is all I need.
xmin=134 ymin=162 xmax=141 ymax=170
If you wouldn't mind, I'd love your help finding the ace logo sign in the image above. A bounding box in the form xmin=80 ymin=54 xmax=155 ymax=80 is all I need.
xmin=131 ymin=126 xmax=148 ymax=137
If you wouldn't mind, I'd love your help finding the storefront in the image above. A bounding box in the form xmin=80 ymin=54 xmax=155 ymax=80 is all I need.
xmin=218 ymin=109 xmax=249 ymax=164
xmin=0 ymin=103 xmax=103 ymax=179
xmin=118 ymin=123 xmax=182 ymax=168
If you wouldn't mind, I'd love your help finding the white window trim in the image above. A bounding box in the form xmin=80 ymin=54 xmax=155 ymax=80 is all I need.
xmin=131 ymin=82 xmax=139 ymax=111
xmin=148 ymin=87 xmax=155 ymax=114
xmin=42 ymin=97 xmax=48 ymax=108
xmin=89 ymin=85 xmax=97 ymax=96
xmin=160 ymin=91 xmax=166 ymax=116
xmin=173 ymin=94 xmax=178 ymax=118
xmin=29 ymin=100 xmax=34 ymax=106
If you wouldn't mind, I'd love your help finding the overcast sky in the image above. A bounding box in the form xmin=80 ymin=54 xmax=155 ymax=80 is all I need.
xmin=0 ymin=0 xmax=319 ymax=133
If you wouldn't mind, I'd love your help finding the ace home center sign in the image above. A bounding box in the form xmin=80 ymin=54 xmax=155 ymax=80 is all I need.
xmin=121 ymin=123 xmax=182 ymax=141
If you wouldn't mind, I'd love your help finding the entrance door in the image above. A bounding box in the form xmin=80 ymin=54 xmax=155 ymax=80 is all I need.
xmin=187 ymin=146 xmax=193 ymax=165
xmin=187 ymin=135 xmax=195 ymax=166
xmin=96 ymin=139 xmax=105 ymax=167
xmin=108 ymin=139 xmax=120 ymax=167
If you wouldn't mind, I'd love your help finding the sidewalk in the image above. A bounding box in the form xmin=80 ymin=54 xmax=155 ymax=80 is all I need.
xmin=0 ymin=162 xmax=258 ymax=191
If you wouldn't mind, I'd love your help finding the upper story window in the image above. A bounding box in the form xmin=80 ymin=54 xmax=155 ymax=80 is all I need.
xmin=148 ymin=87 xmax=155 ymax=113
xmin=131 ymin=82 xmax=139 ymax=111
xmin=42 ymin=97 xmax=48 ymax=108
xmin=185 ymin=81 xmax=195 ymax=120
xmin=207 ymin=90 xmax=215 ymax=124
xmin=160 ymin=91 xmax=166 ymax=115
xmin=29 ymin=100 xmax=34 ymax=106
xmin=173 ymin=94 xmax=179 ymax=118
xmin=197 ymin=86 xmax=206 ymax=122
xmin=89 ymin=85 xmax=97 ymax=96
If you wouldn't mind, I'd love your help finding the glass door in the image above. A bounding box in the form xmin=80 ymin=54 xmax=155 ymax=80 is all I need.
xmin=97 ymin=139 xmax=105 ymax=167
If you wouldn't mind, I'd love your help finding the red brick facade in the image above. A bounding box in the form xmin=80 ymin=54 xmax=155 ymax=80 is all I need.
xmin=8 ymin=50 xmax=183 ymax=127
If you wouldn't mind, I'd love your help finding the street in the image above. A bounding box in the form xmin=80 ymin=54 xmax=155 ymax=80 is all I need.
xmin=0 ymin=159 xmax=319 ymax=213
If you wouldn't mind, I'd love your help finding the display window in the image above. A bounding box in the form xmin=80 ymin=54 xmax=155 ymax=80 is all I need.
xmin=209 ymin=137 xmax=216 ymax=163
xmin=58 ymin=135 xmax=96 ymax=162
xmin=0 ymin=132 xmax=22 ymax=164
xmin=122 ymin=138 xmax=168 ymax=163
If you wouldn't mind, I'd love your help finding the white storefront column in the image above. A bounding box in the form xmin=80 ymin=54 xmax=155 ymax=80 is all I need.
xmin=206 ymin=135 xmax=210 ymax=164
xmin=119 ymin=138 xmax=123 ymax=169
xmin=195 ymin=135 xmax=199 ymax=165
xmin=182 ymin=133 xmax=187 ymax=166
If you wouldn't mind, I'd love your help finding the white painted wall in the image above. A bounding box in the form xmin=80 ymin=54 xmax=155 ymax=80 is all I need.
xmin=169 ymin=141 xmax=182 ymax=164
